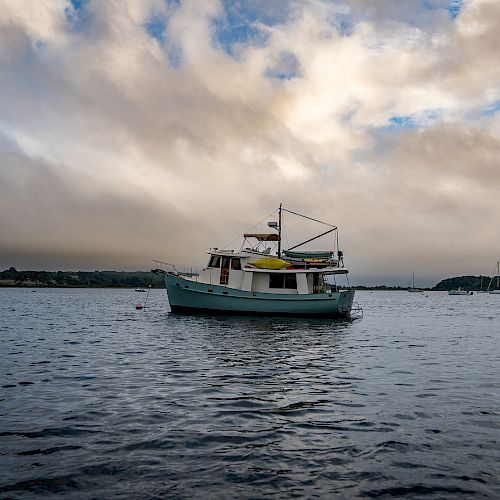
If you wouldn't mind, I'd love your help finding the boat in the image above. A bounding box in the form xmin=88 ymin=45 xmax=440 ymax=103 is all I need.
xmin=408 ymin=273 xmax=422 ymax=292
xmin=487 ymin=261 xmax=500 ymax=294
xmin=135 ymin=288 xmax=147 ymax=292
xmin=448 ymin=287 xmax=473 ymax=295
xmin=153 ymin=205 xmax=356 ymax=318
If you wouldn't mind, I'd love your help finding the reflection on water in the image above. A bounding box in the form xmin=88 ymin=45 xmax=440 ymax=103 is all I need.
xmin=0 ymin=288 xmax=499 ymax=498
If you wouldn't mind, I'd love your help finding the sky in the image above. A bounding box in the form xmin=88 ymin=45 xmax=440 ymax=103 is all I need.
xmin=1 ymin=0 xmax=500 ymax=286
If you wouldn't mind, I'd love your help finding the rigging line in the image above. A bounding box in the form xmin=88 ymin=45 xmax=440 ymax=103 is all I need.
xmin=282 ymin=208 xmax=336 ymax=228
xmin=282 ymin=212 xmax=289 ymax=250
xmin=222 ymin=208 xmax=278 ymax=250
xmin=285 ymin=227 xmax=336 ymax=252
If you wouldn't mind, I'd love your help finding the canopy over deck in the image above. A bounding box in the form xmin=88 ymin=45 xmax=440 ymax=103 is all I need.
xmin=243 ymin=233 xmax=280 ymax=242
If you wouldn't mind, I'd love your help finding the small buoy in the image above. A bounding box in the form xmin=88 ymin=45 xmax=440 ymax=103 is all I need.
xmin=135 ymin=304 xmax=143 ymax=310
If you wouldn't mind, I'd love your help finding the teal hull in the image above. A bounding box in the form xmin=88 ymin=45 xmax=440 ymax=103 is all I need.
xmin=165 ymin=274 xmax=354 ymax=317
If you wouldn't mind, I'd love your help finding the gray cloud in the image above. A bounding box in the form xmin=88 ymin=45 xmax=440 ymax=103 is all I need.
xmin=1 ymin=0 xmax=499 ymax=285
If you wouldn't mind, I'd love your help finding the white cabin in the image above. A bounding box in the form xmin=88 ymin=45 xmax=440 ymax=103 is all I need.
xmin=191 ymin=249 xmax=347 ymax=295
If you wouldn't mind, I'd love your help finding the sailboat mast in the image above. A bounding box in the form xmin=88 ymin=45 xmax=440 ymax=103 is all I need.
xmin=277 ymin=203 xmax=282 ymax=258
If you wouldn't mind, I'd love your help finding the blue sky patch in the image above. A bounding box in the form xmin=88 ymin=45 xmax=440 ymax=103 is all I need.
xmin=447 ymin=0 xmax=464 ymax=19
xmin=388 ymin=115 xmax=419 ymax=129
xmin=145 ymin=14 xmax=167 ymax=43
xmin=143 ymin=3 xmax=183 ymax=67
xmin=422 ymin=0 xmax=464 ymax=19
xmin=69 ymin=0 xmax=87 ymax=10
xmin=65 ymin=0 xmax=91 ymax=32
xmin=213 ymin=18 xmax=265 ymax=55
xmin=265 ymin=51 xmax=301 ymax=80
xmin=380 ymin=109 xmax=443 ymax=132
xmin=212 ymin=0 xmax=290 ymax=55
xmin=483 ymin=101 xmax=500 ymax=117
xmin=166 ymin=43 xmax=183 ymax=69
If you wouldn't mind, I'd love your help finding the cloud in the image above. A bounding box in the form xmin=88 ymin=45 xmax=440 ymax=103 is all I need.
xmin=0 ymin=0 xmax=499 ymax=284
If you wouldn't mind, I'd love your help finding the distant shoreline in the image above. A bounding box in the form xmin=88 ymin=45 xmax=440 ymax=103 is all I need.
xmin=0 ymin=268 xmax=164 ymax=289
xmin=0 ymin=268 xmax=492 ymax=291
xmin=0 ymin=283 xmax=429 ymax=291
xmin=0 ymin=280 xmax=427 ymax=291
xmin=0 ymin=283 xmax=164 ymax=289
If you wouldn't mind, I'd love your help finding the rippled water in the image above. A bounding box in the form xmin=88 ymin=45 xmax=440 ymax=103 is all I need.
xmin=1 ymin=288 xmax=499 ymax=498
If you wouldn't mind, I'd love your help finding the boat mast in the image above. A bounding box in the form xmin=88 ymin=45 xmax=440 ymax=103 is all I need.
xmin=408 ymin=273 xmax=415 ymax=289
xmin=278 ymin=203 xmax=282 ymax=258
xmin=487 ymin=261 xmax=498 ymax=291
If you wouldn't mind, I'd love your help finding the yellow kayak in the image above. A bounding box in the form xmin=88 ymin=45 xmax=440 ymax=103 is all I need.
xmin=251 ymin=258 xmax=290 ymax=270
xmin=304 ymin=258 xmax=330 ymax=268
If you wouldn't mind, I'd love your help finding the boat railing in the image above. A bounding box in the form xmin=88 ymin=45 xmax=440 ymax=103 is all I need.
xmin=152 ymin=260 xmax=199 ymax=278
xmin=349 ymin=302 xmax=364 ymax=319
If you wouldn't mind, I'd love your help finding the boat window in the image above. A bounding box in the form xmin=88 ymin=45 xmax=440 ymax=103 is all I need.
xmin=284 ymin=274 xmax=297 ymax=289
xmin=269 ymin=273 xmax=297 ymax=289
xmin=231 ymin=258 xmax=241 ymax=270
xmin=269 ymin=274 xmax=283 ymax=288
xmin=208 ymin=255 xmax=221 ymax=268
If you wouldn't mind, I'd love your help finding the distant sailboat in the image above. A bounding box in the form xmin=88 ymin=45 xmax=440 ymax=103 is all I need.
xmin=478 ymin=275 xmax=488 ymax=293
xmin=408 ymin=273 xmax=422 ymax=292
xmin=448 ymin=287 xmax=473 ymax=296
xmin=487 ymin=261 xmax=500 ymax=294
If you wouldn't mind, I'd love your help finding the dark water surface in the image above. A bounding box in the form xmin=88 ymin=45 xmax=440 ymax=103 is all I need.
xmin=1 ymin=288 xmax=499 ymax=498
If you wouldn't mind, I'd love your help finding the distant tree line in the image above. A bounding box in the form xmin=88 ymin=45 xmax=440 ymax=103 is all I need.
xmin=432 ymin=275 xmax=492 ymax=291
xmin=1 ymin=267 xmax=495 ymax=290
xmin=0 ymin=267 xmax=164 ymax=288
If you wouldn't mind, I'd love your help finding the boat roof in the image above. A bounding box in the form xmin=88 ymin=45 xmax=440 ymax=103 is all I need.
xmin=207 ymin=250 xmax=250 ymax=258
xmin=243 ymin=233 xmax=280 ymax=242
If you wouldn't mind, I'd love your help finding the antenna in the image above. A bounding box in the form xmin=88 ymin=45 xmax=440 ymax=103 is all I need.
xmin=278 ymin=203 xmax=282 ymax=258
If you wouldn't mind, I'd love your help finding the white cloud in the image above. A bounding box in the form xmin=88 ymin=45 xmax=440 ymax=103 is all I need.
xmin=0 ymin=0 xmax=499 ymax=284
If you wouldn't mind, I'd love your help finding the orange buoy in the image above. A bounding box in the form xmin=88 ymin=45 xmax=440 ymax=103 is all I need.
xmin=135 ymin=303 xmax=143 ymax=310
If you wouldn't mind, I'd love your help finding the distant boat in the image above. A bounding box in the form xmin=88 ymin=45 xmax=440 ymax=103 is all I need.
xmin=487 ymin=261 xmax=500 ymax=294
xmin=408 ymin=273 xmax=422 ymax=292
xmin=135 ymin=288 xmax=147 ymax=292
xmin=448 ymin=287 xmax=473 ymax=296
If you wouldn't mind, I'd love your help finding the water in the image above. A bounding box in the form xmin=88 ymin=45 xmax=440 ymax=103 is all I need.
xmin=1 ymin=288 xmax=499 ymax=498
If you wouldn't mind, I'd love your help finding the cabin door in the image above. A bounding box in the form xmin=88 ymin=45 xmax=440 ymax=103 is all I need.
xmin=313 ymin=273 xmax=321 ymax=294
xmin=220 ymin=256 xmax=230 ymax=285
